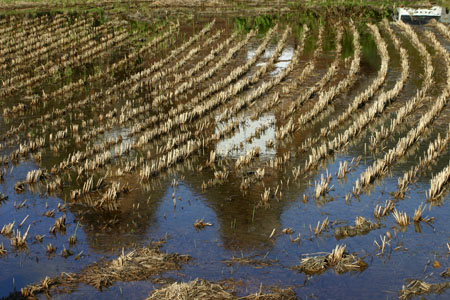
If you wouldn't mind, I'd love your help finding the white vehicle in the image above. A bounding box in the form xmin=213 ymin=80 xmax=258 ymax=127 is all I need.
xmin=394 ymin=6 xmax=442 ymax=23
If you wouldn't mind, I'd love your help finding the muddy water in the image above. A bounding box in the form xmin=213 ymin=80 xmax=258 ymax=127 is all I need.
xmin=0 ymin=12 xmax=449 ymax=300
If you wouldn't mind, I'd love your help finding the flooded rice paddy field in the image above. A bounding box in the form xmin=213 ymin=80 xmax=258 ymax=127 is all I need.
xmin=0 ymin=8 xmax=449 ymax=300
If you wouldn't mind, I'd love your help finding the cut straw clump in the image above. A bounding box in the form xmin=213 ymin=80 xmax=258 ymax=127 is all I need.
xmin=0 ymin=243 xmax=6 ymax=256
xmin=46 ymin=243 xmax=56 ymax=255
xmin=374 ymin=234 xmax=391 ymax=256
xmin=240 ymin=287 xmax=297 ymax=300
xmin=14 ymin=181 xmax=25 ymax=193
xmin=193 ymin=219 xmax=212 ymax=230
xmin=334 ymin=216 xmax=379 ymax=239
xmin=49 ymin=215 xmax=66 ymax=234
xmin=1 ymin=221 xmax=14 ymax=236
xmin=0 ymin=192 xmax=8 ymax=203
xmin=235 ymin=147 xmax=260 ymax=169
xmin=399 ymin=279 xmax=450 ymax=299
xmin=21 ymin=276 xmax=56 ymax=299
xmin=259 ymin=187 xmax=271 ymax=208
xmin=144 ymin=279 xmax=297 ymax=300
xmin=310 ymin=217 xmax=330 ymax=236
xmin=223 ymin=255 xmax=277 ymax=268
xmin=293 ymin=244 xmax=367 ymax=274
xmin=78 ymin=247 xmax=191 ymax=289
xmin=145 ymin=279 xmax=234 ymax=300
xmin=336 ymin=160 xmax=350 ymax=179
xmin=392 ymin=209 xmax=410 ymax=227
xmin=10 ymin=224 xmax=30 ymax=249
xmin=91 ymin=182 xmax=129 ymax=211
xmin=25 ymin=169 xmax=44 ymax=184
xmin=413 ymin=203 xmax=434 ymax=223
xmin=213 ymin=170 xmax=229 ymax=181
xmin=21 ymin=244 xmax=191 ymax=297
xmin=427 ymin=162 xmax=450 ymax=202
xmin=374 ymin=200 xmax=395 ymax=218
xmin=313 ymin=169 xmax=333 ymax=198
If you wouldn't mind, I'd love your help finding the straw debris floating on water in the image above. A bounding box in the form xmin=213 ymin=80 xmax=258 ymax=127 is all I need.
xmin=21 ymin=276 xmax=57 ymax=299
xmin=145 ymin=279 xmax=234 ymax=300
xmin=399 ymin=279 xmax=450 ymax=299
xmin=223 ymin=255 xmax=277 ymax=268
xmin=281 ymin=227 xmax=294 ymax=235
xmin=240 ymin=287 xmax=297 ymax=300
xmin=79 ymin=246 xmax=191 ymax=289
xmin=293 ymin=244 xmax=367 ymax=274
xmin=144 ymin=278 xmax=297 ymax=300
xmin=334 ymin=216 xmax=379 ymax=239
xmin=21 ymin=244 xmax=191 ymax=298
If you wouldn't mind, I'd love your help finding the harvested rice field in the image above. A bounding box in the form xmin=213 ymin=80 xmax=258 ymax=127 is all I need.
xmin=0 ymin=1 xmax=449 ymax=299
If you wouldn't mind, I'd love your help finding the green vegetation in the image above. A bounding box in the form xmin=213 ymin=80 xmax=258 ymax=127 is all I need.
xmin=234 ymin=15 xmax=276 ymax=34
xmin=341 ymin=28 xmax=354 ymax=59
